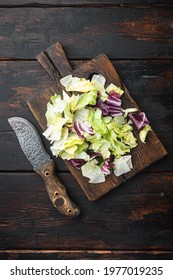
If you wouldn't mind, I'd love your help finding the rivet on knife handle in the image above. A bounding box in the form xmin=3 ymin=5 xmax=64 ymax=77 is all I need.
xmin=8 ymin=117 xmax=80 ymax=218
xmin=35 ymin=160 xmax=80 ymax=217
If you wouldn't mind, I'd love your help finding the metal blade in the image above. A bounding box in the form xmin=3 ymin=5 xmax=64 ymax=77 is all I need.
xmin=8 ymin=117 xmax=51 ymax=170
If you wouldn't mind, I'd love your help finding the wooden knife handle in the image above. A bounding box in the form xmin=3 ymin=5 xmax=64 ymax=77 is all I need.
xmin=35 ymin=160 xmax=80 ymax=218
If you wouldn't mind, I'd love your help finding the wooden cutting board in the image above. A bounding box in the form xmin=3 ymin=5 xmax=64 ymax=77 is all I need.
xmin=27 ymin=42 xmax=167 ymax=201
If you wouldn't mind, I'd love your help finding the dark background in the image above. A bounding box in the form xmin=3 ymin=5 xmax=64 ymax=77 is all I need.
xmin=0 ymin=0 xmax=173 ymax=259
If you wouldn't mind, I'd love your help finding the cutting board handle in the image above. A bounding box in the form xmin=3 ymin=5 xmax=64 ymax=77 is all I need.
xmin=36 ymin=42 xmax=73 ymax=80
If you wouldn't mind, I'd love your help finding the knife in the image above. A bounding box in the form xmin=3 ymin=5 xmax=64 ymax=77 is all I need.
xmin=8 ymin=117 xmax=80 ymax=218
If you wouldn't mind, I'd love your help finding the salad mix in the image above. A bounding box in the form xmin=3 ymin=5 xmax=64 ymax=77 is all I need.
xmin=43 ymin=74 xmax=152 ymax=183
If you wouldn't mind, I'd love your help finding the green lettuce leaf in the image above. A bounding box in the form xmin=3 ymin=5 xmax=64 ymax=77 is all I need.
xmin=60 ymin=143 xmax=89 ymax=161
xmin=88 ymin=108 xmax=108 ymax=135
xmin=90 ymin=139 xmax=111 ymax=159
xmin=45 ymin=103 xmax=61 ymax=126
xmin=50 ymin=127 xmax=68 ymax=156
xmin=139 ymin=124 xmax=152 ymax=143
xmin=43 ymin=117 xmax=66 ymax=143
xmin=61 ymin=75 xmax=95 ymax=92
xmin=106 ymin=83 xmax=124 ymax=96
xmin=75 ymin=90 xmax=97 ymax=110
xmin=91 ymin=74 xmax=108 ymax=101
xmin=113 ymin=155 xmax=133 ymax=176
xmin=81 ymin=159 xmax=105 ymax=183
xmin=69 ymin=94 xmax=80 ymax=112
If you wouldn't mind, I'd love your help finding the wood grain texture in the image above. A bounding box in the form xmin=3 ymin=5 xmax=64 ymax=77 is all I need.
xmin=1 ymin=1 xmax=172 ymax=6
xmin=46 ymin=42 xmax=73 ymax=76
xmin=28 ymin=44 xmax=167 ymax=200
xmin=0 ymin=172 xmax=173 ymax=250
xmin=1 ymin=250 xmax=173 ymax=260
xmin=0 ymin=7 xmax=172 ymax=59
xmin=0 ymin=1 xmax=172 ymax=257
xmin=36 ymin=51 xmax=61 ymax=81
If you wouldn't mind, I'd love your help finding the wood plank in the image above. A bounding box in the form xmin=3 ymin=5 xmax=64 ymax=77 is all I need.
xmin=1 ymin=250 xmax=173 ymax=260
xmin=1 ymin=1 xmax=172 ymax=6
xmin=28 ymin=46 xmax=167 ymax=200
xmin=0 ymin=172 xmax=173 ymax=250
xmin=0 ymin=131 xmax=67 ymax=172
xmin=1 ymin=60 xmax=172 ymax=133
xmin=0 ymin=7 xmax=172 ymax=59
xmin=0 ymin=60 xmax=57 ymax=132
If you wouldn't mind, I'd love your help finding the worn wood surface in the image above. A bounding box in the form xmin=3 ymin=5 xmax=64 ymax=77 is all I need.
xmin=1 ymin=250 xmax=173 ymax=260
xmin=0 ymin=7 xmax=173 ymax=59
xmin=0 ymin=2 xmax=173 ymax=259
xmin=0 ymin=172 xmax=173 ymax=250
xmin=1 ymin=1 xmax=173 ymax=6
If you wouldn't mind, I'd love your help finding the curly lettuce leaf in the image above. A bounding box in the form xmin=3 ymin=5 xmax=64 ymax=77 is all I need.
xmin=106 ymin=84 xmax=124 ymax=96
xmin=43 ymin=117 xmax=66 ymax=143
xmin=81 ymin=159 xmax=105 ymax=183
xmin=69 ymin=94 xmax=80 ymax=112
xmin=113 ymin=155 xmax=133 ymax=176
xmin=75 ymin=90 xmax=97 ymax=110
xmin=61 ymin=75 xmax=95 ymax=92
xmin=88 ymin=108 xmax=108 ymax=135
xmin=91 ymin=74 xmax=108 ymax=101
xmin=90 ymin=139 xmax=111 ymax=159
xmin=50 ymin=127 xmax=68 ymax=157
xmin=139 ymin=124 xmax=152 ymax=143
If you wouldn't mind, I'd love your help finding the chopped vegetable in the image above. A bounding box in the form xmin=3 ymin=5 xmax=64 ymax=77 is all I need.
xmin=60 ymin=75 xmax=95 ymax=92
xmin=113 ymin=155 xmax=133 ymax=176
xmin=129 ymin=112 xmax=149 ymax=130
xmin=81 ymin=159 xmax=105 ymax=183
xmin=43 ymin=74 xmax=152 ymax=183
xmin=106 ymin=83 xmax=124 ymax=96
xmin=139 ymin=124 xmax=152 ymax=143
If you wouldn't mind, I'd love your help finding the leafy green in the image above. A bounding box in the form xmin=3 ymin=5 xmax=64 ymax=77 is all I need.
xmin=106 ymin=83 xmax=124 ymax=96
xmin=81 ymin=159 xmax=105 ymax=183
xmin=61 ymin=75 xmax=95 ymax=92
xmin=43 ymin=74 xmax=151 ymax=183
xmin=113 ymin=155 xmax=132 ymax=176
xmin=75 ymin=90 xmax=97 ymax=110
xmin=88 ymin=108 xmax=108 ymax=135
xmin=139 ymin=124 xmax=152 ymax=143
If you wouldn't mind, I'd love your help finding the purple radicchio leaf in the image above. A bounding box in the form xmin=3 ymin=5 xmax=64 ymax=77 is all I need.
xmin=129 ymin=112 xmax=149 ymax=130
xmin=96 ymin=99 xmax=110 ymax=116
xmin=89 ymin=151 xmax=102 ymax=160
xmin=101 ymin=158 xmax=113 ymax=175
xmin=74 ymin=121 xmax=94 ymax=138
xmin=107 ymin=90 xmax=121 ymax=107
xmin=68 ymin=159 xmax=86 ymax=168
xmin=96 ymin=90 xmax=123 ymax=117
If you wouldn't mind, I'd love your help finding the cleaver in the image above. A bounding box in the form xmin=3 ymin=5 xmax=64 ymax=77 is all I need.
xmin=8 ymin=117 xmax=80 ymax=218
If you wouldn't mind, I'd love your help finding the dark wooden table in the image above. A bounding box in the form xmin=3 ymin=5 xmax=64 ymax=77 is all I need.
xmin=0 ymin=0 xmax=173 ymax=260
